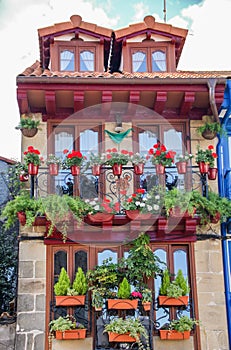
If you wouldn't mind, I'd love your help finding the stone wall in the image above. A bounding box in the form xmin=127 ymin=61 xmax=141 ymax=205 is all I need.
xmin=0 ymin=323 xmax=16 ymax=350
xmin=15 ymin=225 xmax=46 ymax=350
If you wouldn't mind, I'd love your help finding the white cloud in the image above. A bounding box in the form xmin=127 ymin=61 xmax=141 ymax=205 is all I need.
xmin=132 ymin=2 xmax=150 ymax=23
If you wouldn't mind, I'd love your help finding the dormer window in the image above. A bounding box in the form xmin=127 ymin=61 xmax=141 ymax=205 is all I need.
xmin=132 ymin=51 xmax=147 ymax=72
xmin=57 ymin=44 xmax=96 ymax=72
xmin=80 ymin=50 xmax=94 ymax=71
xmin=131 ymin=47 xmax=166 ymax=73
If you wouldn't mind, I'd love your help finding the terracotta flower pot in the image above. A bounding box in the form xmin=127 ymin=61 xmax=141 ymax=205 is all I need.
xmin=28 ymin=163 xmax=39 ymax=175
xmin=17 ymin=212 xmax=26 ymax=226
xmin=176 ymin=161 xmax=187 ymax=174
xmin=55 ymin=295 xmax=86 ymax=306
xmin=92 ymin=164 xmax=101 ymax=176
xmin=49 ymin=163 xmax=59 ymax=176
xmin=71 ymin=165 xmax=80 ymax=176
xmin=112 ymin=163 xmax=122 ymax=176
xmin=155 ymin=164 xmax=165 ymax=174
xmin=55 ymin=329 xmax=86 ymax=340
xmin=142 ymin=302 xmax=151 ymax=311
xmin=107 ymin=299 xmax=138 ymax=310
xmin=198 ymin=162 xmax=209 ymax=174
xmin=159 ymin=329 xmax=190 ymax=340
xmin=125 ymin=210 xmax=153 ymax=221
xmin=133 ymin=163 xmax=144 ymax=175
xmin=158 ymin=295 xmax=189 ymax=306
xmin=19 ymin=173 xmax=29 ymax=182
xmin=108 ymin=332 xmax=136 ymax=342
xmin=87 ymin=213 xmax=114 ymax=223
xmin=208 ymin=167 xmax=217 ymax=180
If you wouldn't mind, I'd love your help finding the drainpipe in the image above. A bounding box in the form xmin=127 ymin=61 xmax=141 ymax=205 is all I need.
xmin=207 ymin=78 xmax=220 ymax=122
xmin=217 ymin=78 xmax=231 ymax=348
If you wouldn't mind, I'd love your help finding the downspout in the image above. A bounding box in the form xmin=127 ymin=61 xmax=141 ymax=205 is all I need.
xmin=207 ymin=78 xmax=220 ymax=123
xmin=217 ymin=78 xmax=231 ymax=349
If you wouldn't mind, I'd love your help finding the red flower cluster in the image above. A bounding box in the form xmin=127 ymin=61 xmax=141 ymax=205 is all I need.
xmin=101 ymin=198 xmax=120 ymax=213
xmin=131 ymin=291 xmax=143 ymax=299
xmin=148 ymin=142 xmax=176 ymax=167
xmin=23 ymin=146 xmax=41 ymax=166
xmin=63 ymin=149 xmax=85 ymax=167
xmin=105 ymin=148 xmax=130 ymax=166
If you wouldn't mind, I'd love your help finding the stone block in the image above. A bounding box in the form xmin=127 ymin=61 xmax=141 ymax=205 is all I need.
xmin=19 ymin=261 xmax=34 ymax=278
xmin=19 ymin=241 xmax=46 ymax=261
xmin=36 ymin=294 xmax=45 ymax=311
xmin=0 ymin=323 xmax=16 ymax=350
xmin=35 ymin=260 xmax=46 ymax=278
xmin=15 ymin=333 xmax=26 ymax=350
xmin=34 ymin=333 xmax=45 ymax=350
xmin=18 ymin=278 xmax=45 ymax=294
xmin=17 ymin=312 xmax=45 ymax=332
xmin=17 ymin=294 xmax=34 ymax=312
xmin=52 ymin=337 xmax=92 ymax=350
xmin=27 ymin=332 xmax=33 ymax=350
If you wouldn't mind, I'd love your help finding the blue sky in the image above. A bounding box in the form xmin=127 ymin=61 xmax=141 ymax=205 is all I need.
xmin=0 ymin=0 xmax=230 ymax=159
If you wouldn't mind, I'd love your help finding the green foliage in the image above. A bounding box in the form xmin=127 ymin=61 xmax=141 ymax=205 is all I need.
xmin=15 ymin=116 xmax=40 ymax=130
xmin=91 ymin=288 xmax=105 ymax=309
xmin=104 ymin=317 xmax=150 ymax=350
xmin=72 ymin=267 xmax=88 ymax=295
xmin=141 ymin=288 xmax=152 ymax=303
xmin=159 ymin=269 xmax=170 ymax=295
xmin=87 ymin=258 xmax=119 ymax=291
xmin=49 ymin=315 xmax=85 ymax=332
xmin=196 ymin=121 xmax=226 ymax=137
xmin=117 ymin=277 xmax=131 ymax=299
xmin=122 ymin=233 xmax=163 ymax=288
xmin=159 ymin=269 xmax=190 ymax=297
xmin=169 ymin=315 xmax=199 ymax=332
xmin=54 ymin=267 xmax=71 ymax=296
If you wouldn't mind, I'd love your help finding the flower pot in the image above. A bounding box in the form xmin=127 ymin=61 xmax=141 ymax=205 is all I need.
xmin=49 ymin=163 xmax=59 ymax=176
xmin=19 ymin=173 xmax=29 ymax=182
xmin=108 ymin=332 xmax=136 ymax=342
xmin=21 ymin=128 xmax=38 ymax=137
xmin=133 ymin=163 xmax=144 ymax=175
xmin=142 ymin=302 xmax=151 ymax=311
xmin=208 ymin=167 xmax=217 ymax=180
xmin=107 ymin=299 xmax=138 ymax=310
xmin=125 ymin=210 xmax=153 ymax=221
xmin=17 ymin=211 xmax=26 ymax=225
xmin=71 ymin=165 xmax=80 ymax=176
xmin=28 ymin=163 xmax=39 ymax=175
xmin=158 ymin=295 xmax=189 ymax=306
xmin=55 ymin=329 xmax=86 ymax=340
xmin=87 ymin=213 xmax=114 ymax=223
xmin=198 ymin=162 xmax=209 ymax=174
xmin=112 ymin=163 xmax=122 ymax=176
xmin=159 ymin=329 xmax=190 ymax=340
xmin=155 ymin=164 xmax=165 ymax=174
xmin=201 ymin=129 xmax=217 ymax=140
xmin=210 ymin=212 xmax=221 ymax=224
xmin=92 ymin=164 xmax=101 ymax=176
xmin=176 ymin=161 xmax=187 ymax=174
xmin=55 ymin=295 xmax=86 ymax=306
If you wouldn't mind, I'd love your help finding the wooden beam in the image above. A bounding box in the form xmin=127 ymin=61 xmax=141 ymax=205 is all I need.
xmin=74 ymin=91 xmax=85 ymax=112
xmin=128 ymin=91 xmax=140 ymax=114
xmin=154 ymin=91 xmax=167 ymax=114
xmin=180 ymin=92 xmax=195 ymax=116
xmin=17 ymin=89 xmax=29 ymax=114
xmin=101 ymin=91 xmax=112 ymax=114
xmin=45 ymin=91 xmax=56 ymax=115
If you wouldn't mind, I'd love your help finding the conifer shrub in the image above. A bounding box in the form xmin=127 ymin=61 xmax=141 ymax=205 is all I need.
xmin=72 ymin=267 xmax=88 ymax=295
xmin=117 ymin=277 xmax=131 ymax=299
xmin=174 ymin=269 xmax=190 ymax=295
xmin=159 ymin=269 xmax=170 ymax=296
xmin=54 ymin=267 xmax=71 ymax=296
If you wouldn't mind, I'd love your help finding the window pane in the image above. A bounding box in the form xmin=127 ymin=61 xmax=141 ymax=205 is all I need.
xmin=60 ymin=50 xmax=74 ymax=71
xmin=80 ymin=129 xmax=98 ymax=158
xmin=80 ymin=50 xmax=94 ymax=71
xmin=98 ymin=250 xmax=118 ymax=265
xmin=74 ymin=250 xmax=88 ymax=275
xmin=173 ymin=249 xmax=188 ymax=278
xmin=152 ymin=50 xmax=166 ymax=71
xmin=154 ymin=249 xmax=168 ymax=329
xmin=132 ymin=51 xmax=147 ymax=72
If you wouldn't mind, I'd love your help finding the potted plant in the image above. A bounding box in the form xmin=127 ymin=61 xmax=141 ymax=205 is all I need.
xmin=130 ymin=152 xmax=147 ymax=175
xmin=54 ymin=267 xmax=88 ymax=306
xmin=49 ymin=315 xmax=86 ymax=340
xmin=148 ymin=142 xmax=176 ymax=174
xmin=46 ymin=154 xmax=62 ymax=176
xmin=87 ymin=257 xmax=118 ymax=292
xmin=175 ymin=152 xmax=193 ymax=174
xmin=159 ymin=315 xmax=199 ymax=340
xmin=104 ymin=317 xmax=150 ymax=349
xmin=23 ymin=145 xmax=42 ymax=175
xmin=105 ymin=148 xmax=130 ymax=175
xmin=91 ymin=287 xmax=105 ymax=311
xmin=195 ymin=145 xmax=218 ymax=175
xmin=63 ymin=149 xmax=85 ymax=176
xmin=141 ymin=288 xmax=152 ymax=311
xmin=107 ymin=277 xmax=138 ymax=309
xmin=123 ymin=187 xmax=163 ymax=220
xmin=196 ymin=117 xmax=226 ymax=140
xmin=15 ymin=115 xmax=40 ymax=137
xmin=87 ymin=151 xmax=106 ymax=176
xmin=158 ymin=269 xmax=190 ymax=306
xmin=85 ymin=197 xmax=119 ymax=223
xmin=163 ymin=188 xmax=196 ymax=218
xmin=1 ymin=191 xmax=44 ymax=228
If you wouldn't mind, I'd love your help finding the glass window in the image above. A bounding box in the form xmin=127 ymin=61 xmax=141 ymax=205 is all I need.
xmin=152 ymin=50 xmax=166 ymax=72
xmin=132 ymin=51 xmax=147 ymax=72
xmin=60 ymin=50 xmax=74 ymax=71
xmin=80 ymin=50 xmax=94 ymax=71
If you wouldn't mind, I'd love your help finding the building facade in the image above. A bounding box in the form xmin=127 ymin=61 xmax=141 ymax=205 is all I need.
xmin=14 ymin=15 xmax=231 ymax=350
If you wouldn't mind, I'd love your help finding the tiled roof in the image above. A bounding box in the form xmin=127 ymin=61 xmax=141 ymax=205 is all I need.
xmin=18 ymin=61 xmax=231 ymax=80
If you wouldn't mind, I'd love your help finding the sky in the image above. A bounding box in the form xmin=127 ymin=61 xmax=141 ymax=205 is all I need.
xmin=0 ymin=0 xmax=231 ymax=160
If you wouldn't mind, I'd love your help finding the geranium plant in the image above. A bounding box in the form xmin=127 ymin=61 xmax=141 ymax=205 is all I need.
xmin=195 ymin=145 xmax=218 ymax=167
xmin=130 ymin=152 xmax=147 ymax=165
xmin=87 ymin=151 xmax=106 ymax=166
xmin=46 ymin=154 xmax=62 ymax=165
xmin=175 ymin=151 xmax=193 ymax=163
xmin=63 ymin=149 xmax=85 ymax=167
xmin=123 ymin=187 xmax=163 ymax=215
xmin=148 ymin=142 xmax=176 ymax=166
xmin=105 ymin=148 xmax=130 ymax=166
xmin=85 ymin=197 xmax=120 ymax=214
xmin=23 ymin=146 xmax=41 ymax=166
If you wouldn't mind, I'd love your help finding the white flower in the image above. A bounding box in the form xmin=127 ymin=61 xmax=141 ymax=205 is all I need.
xmin=155 ymin=195 xmax=160 ymax=200
xmin=147 ymin=205 xmax=152 ymax=211
xmin=90 ymin=200 xmax=97 ymax=205
xmin=153 ymin=204 xmax=160 ymax=211
xmin=135 ymin=201 xmax=141 ymax=206
xmin=146 ymin=194 xmax=151 ymax=199
xmin=94 ymin=205 xmax=100 ymax=211
xmin=140 ymin=203 xmax=145 ymax=207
